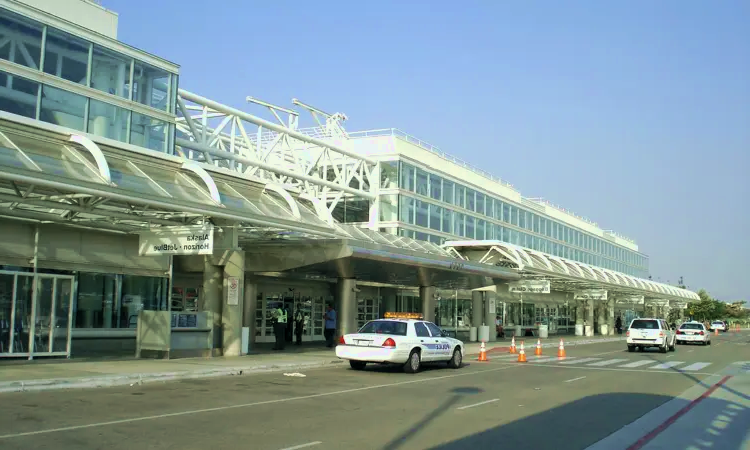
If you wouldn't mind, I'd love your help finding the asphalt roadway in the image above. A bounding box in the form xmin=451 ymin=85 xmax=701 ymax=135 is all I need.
xmin=0 ymin=332 xmax=748 ymax=450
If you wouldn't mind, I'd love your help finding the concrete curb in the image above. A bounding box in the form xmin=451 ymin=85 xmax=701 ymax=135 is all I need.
xmin=0 ymin=359 xmax=343 ymax=394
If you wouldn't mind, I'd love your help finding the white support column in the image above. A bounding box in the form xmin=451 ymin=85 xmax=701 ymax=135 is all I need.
xmin=337 ymin=278 xmax=358 ymax=337
xmin=485 ymin=291 xmax=497 ymax=342
xmin=575 ymin=299 xmax=584 ymax=336
xmin=203 ymin=256 xmax=223 ymax=356
xmin=607 ymin=297 xmax=615 ymax=335
xmin=472 ymin=290 xmax=484 ymax=328
xmin=420 ymin=286 xmax=436 ymax=324
xmin=586 ymin=299 xmax=595 ymax=337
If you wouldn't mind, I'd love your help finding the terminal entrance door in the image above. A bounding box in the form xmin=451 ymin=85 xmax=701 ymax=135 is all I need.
xmin=0 ymin=271 xmax=74 ymax=359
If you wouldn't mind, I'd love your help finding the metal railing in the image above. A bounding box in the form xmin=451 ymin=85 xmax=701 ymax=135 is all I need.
xmin=526 ymin=197 xmax=599 ymax=228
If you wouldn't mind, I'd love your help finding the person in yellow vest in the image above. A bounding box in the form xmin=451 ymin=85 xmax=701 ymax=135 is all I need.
xmin=272 ymin=305 xmax=287 ymax=350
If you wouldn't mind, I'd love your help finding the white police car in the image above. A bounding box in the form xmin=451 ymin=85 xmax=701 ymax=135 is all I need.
xmin=335 ymin=313 xmax=464 ymax=373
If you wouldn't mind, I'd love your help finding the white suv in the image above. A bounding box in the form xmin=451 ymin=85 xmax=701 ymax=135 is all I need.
xmin=627 ymin=318 xmax=676 ymax=353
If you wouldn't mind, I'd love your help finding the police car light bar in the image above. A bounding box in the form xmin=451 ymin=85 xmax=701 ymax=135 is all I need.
xmin=384 ymin=312 xmax=423 ymax=319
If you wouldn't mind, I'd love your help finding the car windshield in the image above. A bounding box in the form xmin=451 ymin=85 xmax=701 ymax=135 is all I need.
xmin=680 ymin=323 xmax=704 ymax=330
xmin=359 ymin=320 xmax=408 ymax=336
xmin=630 ymin=319 xmax=659 ymax=330
xmin=712 ymin=321 xmax=723 ymax=325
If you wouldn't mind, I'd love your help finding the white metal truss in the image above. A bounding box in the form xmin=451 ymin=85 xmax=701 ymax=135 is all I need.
xmin=174 ymin=90 xmax=381 ymax=229
xmin=443 ymin=240 xmax=700 ymax=302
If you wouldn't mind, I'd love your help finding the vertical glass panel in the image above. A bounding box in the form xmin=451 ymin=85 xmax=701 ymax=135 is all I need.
xmin=0 ymin=70 xmax=39 ymax=118
xmin=442 ymin=208 xmax=453 ymax=234
xmin=415 ymin=231 xmax=428 ymax=242
xmin=380 ymin=161 xmax=398 ymax=189
xmin=52 ymin=278 xmax=72 ymax=352
xmin=466 ymin=189 xmax=476 ymax=211
xmin=379 ymin=194 xmax=398 ymax=222
xmin=429 ymin=204 xmax=442 ymax=231
xmin=453 ymin=213 xmax=465 ymax=236
xmin=465 ymin=216 xmax=475 ymax=239
xmin=399 ymin=162 xmax=415 ymax=191
xmin=518 ymin=210 xmax=526 ymax=229
xmin=455 ymin=185 xmax=465 ymax=208
xmin=485 ymin=221 xmax=495 ymax=240
xmin=442 ymin=179 xmax=454 ymax=204
xmin=502 ymin=203 xmax=510 ymax=223
xmin=0 ymin=10 xmax=43 ymax=70
xmin=32 ymin=277 xmax=54 ymax=353
xmin=415 ymin=200 xmax=429 ymax=227
xmin=132 ymin=60 xmax=171 ymax=111
xmin=130 ymin=112 xmax=168 ymax=152
xmin=486 ymin=198 xmax=494 ymax=219
xmin=88 ymin=98 xmax=129 ymax=142
xmin=429 ymin=173 xmax=441 ymax=201
xmin=533 ymin=215 xmax=540 ymax=233
xmin=121 ymin=275 xmax=168 ymax=322
xmin=399 ymin=195 xmax=415 ymax=224
xmin=476 ymin=219 xmax=486 ymax=240
xmin=495 ymin=200 xmax=503 ymax=221
xmin=416 ymin=168 xmax=429 ymax=196
xmin=90 ymin=45 xmax=132 ymax=99
xmin=476 ymin=192 xmax=485 ymax=215
xmin=40 ymin=85 xmax=86 ymax=131
xmin=43 ymin=27 xmax=90 ymax=85
xmin=501 ymin=226 xmax=509 ymax=242
xmin=510 ymin=206 xmax=518 ymax=225
xmin=0 ymin=273 xmax=14 ymax=354
xmin=76 ymin=273 xmax=118 ymax=328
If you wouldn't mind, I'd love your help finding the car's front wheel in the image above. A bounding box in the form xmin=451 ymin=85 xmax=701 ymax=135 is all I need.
xmin=448 ymin=347 xmax=462 ymax=369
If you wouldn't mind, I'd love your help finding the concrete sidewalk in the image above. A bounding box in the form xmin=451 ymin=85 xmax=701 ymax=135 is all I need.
xmin=0 ymin=335 xmax=624 ymax=394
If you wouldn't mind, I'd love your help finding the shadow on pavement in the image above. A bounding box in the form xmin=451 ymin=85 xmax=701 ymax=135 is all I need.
xmin=420 ymin=393 xmax=749 ymax=450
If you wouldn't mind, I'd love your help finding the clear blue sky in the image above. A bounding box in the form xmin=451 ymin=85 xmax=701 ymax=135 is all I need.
xmin=105 ymin=0 xmax=749 ymax=301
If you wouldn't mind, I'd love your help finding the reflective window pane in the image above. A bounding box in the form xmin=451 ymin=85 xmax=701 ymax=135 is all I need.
xmin=454 ymin=213 xmax=465 ymax=236
xmin=519 ymin=210 xmax=526 ymax=229
xmin=455 ymin=185 xmax=465 ymax=208
xmin=379 ymin=194 xmax=398 ymax=221
xmin=380 ymin=161 xmax=398 ymax=189
xmin=442 ymin=208 xmax=453 ymax=234
xmin=442 ymin=179 xmax=454 ymax=204
xmin=416 ymin=169 xmax=429 ymax=196
xmin=429 ymin=204 xmax=442 ymax=231
xmin=90 ymin=45 xmax=132 ymax=99
xmin=465 ymin=216 xmax=475 ymax=239
xmin=76 ymin=273 xmax=118 ymax=328
xmin=399 ymin=195 xmax=415 ymax=224
xmin=399 ymin=162 xmax=415 ymax=191
xmin=476 ymin=219 xmax=486 ymax=240
xmin=415 ymin=200 xmax=428 ymax=227
xmin=132 ymin=60 xmax=170 ymax=111
xmin=43 ymin=27 xmax=90 ymax=85
xmin=88 ymin=98 xmax=129 ymax=142
xmin=466 ymin=189 xmax=476 ymax=211
xmin=121 ymin=275 xmax=168 ymax=315
xmin=40 ymin=85 xmax=86 ymax=131
xmin=130 ymin=112 xmax=168 ymax=152
xmin=0 ymin=70 xmax=38 ymax=118
xmin=0 ymin=10 xmax=42 ymax=70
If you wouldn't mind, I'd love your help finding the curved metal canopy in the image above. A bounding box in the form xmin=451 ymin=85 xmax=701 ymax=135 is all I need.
xmin=444 ymin=240 xmax=699 ymax=302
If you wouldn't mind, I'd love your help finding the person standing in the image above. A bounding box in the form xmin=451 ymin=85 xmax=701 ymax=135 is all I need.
xmin=294 ymin=307 xmax=305 ymax=346
xmin=323 ymin=304 xmax=337 ymax=348
xmin=272 ymin=304 xmax=287 ymax=350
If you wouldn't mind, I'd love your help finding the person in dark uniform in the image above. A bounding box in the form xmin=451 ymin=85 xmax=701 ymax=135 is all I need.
xmin=272 ymin=305 xmax=287 ymax=350
xmin=294 ymin=307 xmax=305 ymax=345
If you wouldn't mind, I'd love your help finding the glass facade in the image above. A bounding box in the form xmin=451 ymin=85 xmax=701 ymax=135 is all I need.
xmin=392 ymin=160 xmax=650 ymax=278
xmin=0 ymin=7 xmax=178 ymax=153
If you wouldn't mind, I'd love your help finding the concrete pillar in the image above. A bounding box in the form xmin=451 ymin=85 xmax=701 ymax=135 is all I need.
xmin=337 ymin=278 xmax=358 ymax=337
xmin=485 ymin=291 xmax=497 ymax=342
xmin=243 ymin=279 xmax=257 ymax=350
xmin=607 ymin=298 xmax=615 ymax=335
xmin=471 ymin=290 xmax=484 ymax=327
xmin=420 ymin=286 xmax=436 ymax=323
xmin=586 ymin=299 xmax=595 ymax=336
xmin=221 ymin=250 xmax=244 ymax=357
xmin=203 ymin=256 xmax=223 ymax=355
xmin=575 ymin=299 xmax=584 ymax=336
xmin=382 ymin=288 xmax=397 ymax=318
xmin=597 ymin=301 xmax=606 ymax=335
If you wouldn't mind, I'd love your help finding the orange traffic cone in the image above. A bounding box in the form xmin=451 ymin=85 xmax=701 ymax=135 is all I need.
xmin=715 ymin=328 xmax=719 ymax=336
xmin=478 ymin=341 xmax=488 ymax=362
xmin=534 ymin=338 xmax=543 ymax=356
xmin=557 ymin=338 xmax=566 ymax=358
xmin=517 ymin=341 xmax=527 ymax=363
xmin=509 ymin=336 xmax=517 ymax=354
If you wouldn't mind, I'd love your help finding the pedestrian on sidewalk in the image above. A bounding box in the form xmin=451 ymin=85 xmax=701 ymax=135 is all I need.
xmin=294 ymin=307 xmax=305 ymax=345
xmin=324 ymin=304 xmax=337 ymax=348
xmin=272 ymin=304 xmax=287 ymax=350
xmin=615 ymin=316 xmax=622 ymax=334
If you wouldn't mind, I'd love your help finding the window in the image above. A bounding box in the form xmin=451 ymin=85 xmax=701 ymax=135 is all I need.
xmin=453 ymin=213 xmax=465 ymax=236
xmin=466 ymin=189 xmax=476 ymax=211
xmin=381 ymin=161 xmax=398 ymax=189
xmin=465 ymin=216 xmax=475 ymax=239
xmin=416 ymin=168 xmax=429 ymax=196
xmin=455 ymin=185 xmax=465 ymax=208
xmin=0 ymin=70 xmax=38 ymax=118
xmin=441 ymin=208 xmax=453 ymax=234
xmin=414 ymin=322 xmax=431 ymax=337
xmin=75 ymin=273 xmax=118 ymax=328
xmin=475 ymin=192 xmax=485 ymax=215
xmin=43 ymin=27 xmax=90 ymax=85
xmin=476 ymin=219 xmax=486 ymax=240
xmin=415 ymin=200 xmax=428 ymax=228
xmin=121 ymin=275 xmax=168 ymax=316
xmin=429 ymin=204 xmax=442 ymax=231
xmin=379 ymin=194 xmax=398 ymax=222
xmin=0 ymin=10 xmax=43 ymax=70
xmin=502 ymin=203 xmax=510 ymax=223
xmin=360 ymin=320 xmax=407 ymax=336
xmin=495 ymin=200 xmax=504 ymax=221
xmin=90 ymin=45 xmax=132 ymax=99
xmin=425 ymin=322 xmax=443 ymax=337
xmin=400 ymin=162 xmax=415 ymax=191
xmin=399 ymin=196 xmax=415 ymax=224
xmin=132 ymin=60 xmax=171 ymax=111
xmin=442 ymin=179 xmax=454 ymax=204
xmin=519 ymin=210 xmax=526 ymax=229
xmin=39 ymin=85 xmax=86 ymax=131
xmin=88 ymin=99 xmax=129 ymax=142
xmin=130 ymin=112 xmax=168 ymax=152
xmin=429 ymin=174 xmax=441 ymax=200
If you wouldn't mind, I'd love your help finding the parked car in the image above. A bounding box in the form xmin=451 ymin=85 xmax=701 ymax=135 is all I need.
xmin=626 ymin=318 xmax=676 ymax=353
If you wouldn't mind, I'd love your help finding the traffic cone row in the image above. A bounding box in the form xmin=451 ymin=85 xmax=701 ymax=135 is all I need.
xmin=478 ymin=341 xmax=488 ymax=362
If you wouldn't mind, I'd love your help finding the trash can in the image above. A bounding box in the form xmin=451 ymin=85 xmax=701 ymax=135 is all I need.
xmin=478 ymin=325 xmax=490 ymax=342
xmin=469 ymin=326 xmax=478 ymax=342
xmin=538 ymin=324 xmax=549 ymax=339
xmin=600 ymin=324 xmax=609 ymax=336
xmin=515 ymin=325 xmax=523 ymax=337
xmin=585 ymin=325 xmax=594 ymax=337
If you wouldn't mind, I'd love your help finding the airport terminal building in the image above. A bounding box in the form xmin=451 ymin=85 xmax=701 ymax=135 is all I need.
xmin=0 ymin=0 xmax=698 ymax=360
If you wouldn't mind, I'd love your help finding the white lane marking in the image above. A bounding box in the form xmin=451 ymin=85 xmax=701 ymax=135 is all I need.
xmin=649 ymin=361 xmax=685 ymax=370
xmin=558 ymin=358 xmax=602 ymax=365
xmin=0 ymin=364 xmax=522 ymax=440
xmin=619 ymin=360 xmax=654 ymax=368
xmin=519 ymin=362 xmax=715 ymax=376
xmin=587 ymin=359 xmax=629 ymax=367
xmin=564 ymin=376 xmax=587 ymax=383
xmin=280 ymin=442 xmax=322 ymax=450
xmin=680 ymin=362 xmax=712 ymax=372
xmin=456 ymin=398 xmax=500 ymax=410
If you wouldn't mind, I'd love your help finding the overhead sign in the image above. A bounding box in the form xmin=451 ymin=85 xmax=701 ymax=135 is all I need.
xmin=488 ymin=297 xmax=496 ymax=314
xmin=138 ymin=225 xmax=214 ymax=256
xmin=615 ymin=295 xmax=644 ymax=305
xmin=508 ymin=280 xmax=550 ymax=294
xmin=574 ymin=289 xmax=608 ymax=301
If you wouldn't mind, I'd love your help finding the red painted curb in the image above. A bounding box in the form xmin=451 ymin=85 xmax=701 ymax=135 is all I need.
xmin=626 ymin=375 xmax=732 ymax=450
